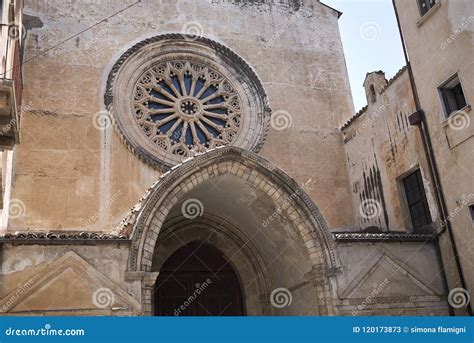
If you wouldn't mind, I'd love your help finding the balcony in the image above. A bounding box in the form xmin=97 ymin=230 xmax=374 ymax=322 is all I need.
xmin=0 ymin=21 xmax=22 ymax=149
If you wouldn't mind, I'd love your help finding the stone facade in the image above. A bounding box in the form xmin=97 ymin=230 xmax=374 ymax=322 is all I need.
xmin=341 ymin=67 xmax=433 ymax=232
xmin=393 ymin=0 xmax=473 ymax=316
xmin=0 ymin=0 xmax=470 ymax=316
xmin=9 ymin=0 xmax=354 ymax=232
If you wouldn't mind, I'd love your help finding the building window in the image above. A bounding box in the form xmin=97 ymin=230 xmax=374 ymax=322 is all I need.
xmin=418 ymin=0 xmax=437 ymax=16
xmin=438 ymin=74 xmax=467 ymax=118
xmin=402 ymin=169 xmax=432 ymax=231
xmin=0 ymin=0 xmax=4 ymax=25
xmin=469 ymin=205 xmax=474 ymax=224
xmin=105 ymin=35 xmax=271 ymax=169
xmin=133 ymin=60 xmax=243 ymax=157
xmin=369 ymin=85 xmax=376 ymax=104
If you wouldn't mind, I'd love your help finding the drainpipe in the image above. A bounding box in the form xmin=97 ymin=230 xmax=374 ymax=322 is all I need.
xmin=392 ymin=0 xmax=471 ymax=316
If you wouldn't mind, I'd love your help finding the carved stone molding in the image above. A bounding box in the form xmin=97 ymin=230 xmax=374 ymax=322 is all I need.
xmin=105 ymin=34 xmax=271 ymax=170
xmin=0 ymin=231 xmax=130 ymax=244
xmin=120 ymin=146 xmax=340 ymax=274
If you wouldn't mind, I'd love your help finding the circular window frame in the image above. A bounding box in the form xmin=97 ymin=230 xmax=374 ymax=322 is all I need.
xmin=105 ymin=34 xmax=271 ymax=170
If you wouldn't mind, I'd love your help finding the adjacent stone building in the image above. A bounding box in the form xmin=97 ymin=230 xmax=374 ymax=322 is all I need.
xmin=0 ymin=0 xmax=471 ymax=316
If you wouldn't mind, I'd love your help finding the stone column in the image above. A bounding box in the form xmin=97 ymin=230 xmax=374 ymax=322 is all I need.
xmin=142 ymin=271 xmax=160 ymax=316
xmin=125 ymin=271 xmax=159 ymax=316
xmin=304 ymin=264 xmax=338 ymax=316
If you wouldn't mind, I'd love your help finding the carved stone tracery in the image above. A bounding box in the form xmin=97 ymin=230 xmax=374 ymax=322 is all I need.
xmin=133 ymin=60 xmax=242 ymax=157
xmin=105 ymin=34 xmax=272 ymax=170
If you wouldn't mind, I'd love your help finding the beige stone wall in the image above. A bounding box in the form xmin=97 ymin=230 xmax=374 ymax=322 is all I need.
xmin=0 ymin=238 xmax=449 ymax=315
xmin=1 ymin=0 xmax=459 ymax=317
xmin=395 ymin=0 xmax=473 ymax=313
xmin=7 ymin=0 xmax=355 ymax=232
xmin=341 ymin=69 xmax=439 ymax=232
xmin=335 ymin=241 xmax=449 ymax=316
xmin=0 ymin=243 xmax=141 ymax=315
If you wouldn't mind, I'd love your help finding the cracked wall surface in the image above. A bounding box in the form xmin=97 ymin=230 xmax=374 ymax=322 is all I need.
xmin=0 ymin=0 xmax=458 ymax=317
xmin=342 ymin=69 xmax=437 ymax=232
xmin=9 ymin=0 xmax=355 ymax=232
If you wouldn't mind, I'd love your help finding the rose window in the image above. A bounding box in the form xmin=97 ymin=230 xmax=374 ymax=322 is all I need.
xmin=106 ymin=35 xmax=271 ymax=169
xmin=133 ymin=61 xmax=242 ymax=157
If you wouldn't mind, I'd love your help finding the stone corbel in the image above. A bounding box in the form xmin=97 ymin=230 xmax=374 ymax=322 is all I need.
xmin=304 ymin=266 xmax=326 ymax=286
xmin=124 ymin=271 xmax=159 ymax=284
xmin=143 ymin=271 xmax=160 ymax=288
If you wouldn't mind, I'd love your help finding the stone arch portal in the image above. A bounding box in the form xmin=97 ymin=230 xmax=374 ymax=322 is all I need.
xmin=126 ymin=146 xmax=340 ymax=315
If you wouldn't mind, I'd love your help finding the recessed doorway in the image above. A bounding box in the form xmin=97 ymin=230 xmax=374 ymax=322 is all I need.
xmin=154 ymin=241 xmax=244 ymax=316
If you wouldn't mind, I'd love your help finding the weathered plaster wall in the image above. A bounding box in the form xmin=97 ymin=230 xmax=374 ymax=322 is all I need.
xmin=341 ymin=69 xmax=438 ymax=232
xmin=0 ymin=243 xmax=140 ymax=315
xmin=8 ymin=0 xmax=355 ymax=232
xmin=0 ymin=238 xmax=449 ymax=316
xmin=0 ymin=0 xmax=456 ymax=317
xmin=395 ymin=0 xmax=474 ymax=313
xmin=335 ymin=240 xmax=449 ymax=315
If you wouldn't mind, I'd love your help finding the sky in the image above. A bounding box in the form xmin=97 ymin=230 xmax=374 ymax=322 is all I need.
xmin=323 ymin=0 xmax=406 ymax=112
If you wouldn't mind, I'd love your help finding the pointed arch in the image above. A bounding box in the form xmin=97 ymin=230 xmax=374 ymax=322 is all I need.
xmin=127 ymin=146 xmax=340 ymax=274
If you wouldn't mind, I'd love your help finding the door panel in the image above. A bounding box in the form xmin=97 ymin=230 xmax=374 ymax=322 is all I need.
xmin=155 ymin=242 xmax=244 ymax=316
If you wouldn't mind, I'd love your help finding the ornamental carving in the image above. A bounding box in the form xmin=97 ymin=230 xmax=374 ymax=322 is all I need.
xmin=105 ymin=34 xmax=271 ymax=169
xmin=133 ymin=60 xmax=242 ymax=156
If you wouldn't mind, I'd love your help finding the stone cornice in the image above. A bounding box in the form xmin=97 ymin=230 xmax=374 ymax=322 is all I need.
xmin=333 ymin=231 xmax=435 ymax=242
xmin=0 ymin=231 xmax=130 ymax=244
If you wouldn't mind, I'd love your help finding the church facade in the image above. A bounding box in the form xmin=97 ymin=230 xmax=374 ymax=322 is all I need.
xmin=0 ymin=0 xmax=471 ymax=316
